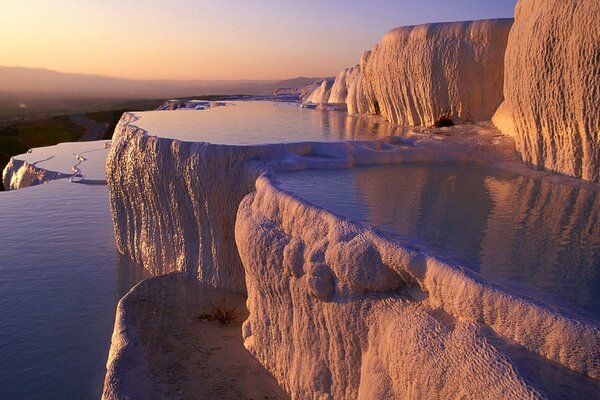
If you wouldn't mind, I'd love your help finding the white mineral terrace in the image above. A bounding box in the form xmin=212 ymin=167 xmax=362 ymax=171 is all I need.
xmin=98 ymin=101 xmax=599 ymax=399
xmin=2 ymin=98 xmax=598 ymax=398
xmin=2 ymin=0 xmax=598 ymax=397
xmin=2 ymin=140 xmax=111 ymax=190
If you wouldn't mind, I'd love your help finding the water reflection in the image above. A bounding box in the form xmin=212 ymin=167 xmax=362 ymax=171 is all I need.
xmin=135 ymin=101 xmax=412 ymax=144
xmin=480 ymin=175 xmax=600 ymax=311
xmin=0 ymin=181 xmax=148 ymax=399
xmin=277 ymin=163 xmax=600 ymax=317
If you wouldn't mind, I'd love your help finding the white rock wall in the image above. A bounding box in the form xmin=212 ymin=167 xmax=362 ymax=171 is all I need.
xmin=346 ymin=64 xmax=370 ymax=115
xmin=360 ymin=19 xmax=513 ymax=126
xmin=107 ymin=114 xmax=260 ymax=292
xmin=304 ymin=79 xmax=335 ymax=105
xmin=107 ymin=113 xmax=461 ymax=293
xmin=302 ymin=66 xmax=370 ymax=114
xmin=499 ymin=0 xmax=600 ymax=182
xmin=235 ymin=176 xmax=600 ymax=398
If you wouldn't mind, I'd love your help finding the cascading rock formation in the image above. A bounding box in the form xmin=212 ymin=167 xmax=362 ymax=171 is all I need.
xmin=101 ymin=1 xmax=600 ymax=398
xmin=495 ymin=0 xmax=600 ymax=182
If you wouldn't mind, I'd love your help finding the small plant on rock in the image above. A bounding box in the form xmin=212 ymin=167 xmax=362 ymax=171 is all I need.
xmin=196 ymin=300 xmax=238 ymax=325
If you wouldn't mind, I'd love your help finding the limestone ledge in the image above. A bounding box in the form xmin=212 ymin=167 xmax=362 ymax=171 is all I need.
xmin=234 ymin=174 xmax=599 ymax=398
xmin=107 ymin=111 xmax=476 ymax=294
xmin=498 ymin=0 xmax=600 ymax=182
xmin=2 ymin=140 xmax=111 ymax=190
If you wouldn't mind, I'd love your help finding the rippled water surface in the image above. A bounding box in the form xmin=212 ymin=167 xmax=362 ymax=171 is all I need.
xmin=134 ymin=101 xmax=410 ymax=143
xmin=277 ymin=163 xmax=600 ymax=318
xmin=0 ymin=181 xmax=146 ymax=400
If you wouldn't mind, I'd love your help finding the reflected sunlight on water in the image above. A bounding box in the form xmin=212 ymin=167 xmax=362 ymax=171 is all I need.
xmin=135 ymin=101 xmax=411 ymax=144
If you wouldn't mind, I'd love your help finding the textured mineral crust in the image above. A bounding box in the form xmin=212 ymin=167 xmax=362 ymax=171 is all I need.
xmin=361 ymin=19 xmax=513 ymax=126
xmin=498 ymin=0 xmax=600 ymax=182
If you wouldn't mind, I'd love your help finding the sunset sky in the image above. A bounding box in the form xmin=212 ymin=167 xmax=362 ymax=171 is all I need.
xmin=1 ymin=0 xmax=518 ymax=81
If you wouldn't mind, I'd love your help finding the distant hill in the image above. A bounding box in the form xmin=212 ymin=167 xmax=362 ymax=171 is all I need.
xmin=0 ymin=66 xmax=325 ymax=100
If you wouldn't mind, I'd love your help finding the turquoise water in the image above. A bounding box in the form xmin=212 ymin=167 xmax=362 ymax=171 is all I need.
xmin=0 ymin=181 xmax=147 ymax=399
xmin=276 ymin=163 xmax=600 ymax=319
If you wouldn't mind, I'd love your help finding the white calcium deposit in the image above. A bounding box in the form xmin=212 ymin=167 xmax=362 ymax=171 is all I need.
xmin=304 ymin=79 xmax=335 ymax=106
xmin=105 ymin=104 xmax=600 ymax=398
xmin=497 ymin=0 xmax=600 ymax=182
xmin=235 ymin=176 xmax=600 ymax=398
xmin=361 ymin=19 xmax=513 ymax=126
xmin=107 ymin=112 xmax=467 ymax=293
xmin=301 ymin=66 xmax=368 ymax=114
xmin=303 ymin=19 xmax=512 ymax=126
xmin=2 ymin=140 xmax=111 ymax=190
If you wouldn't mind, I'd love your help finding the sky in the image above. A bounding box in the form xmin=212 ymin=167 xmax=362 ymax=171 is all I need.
xmin=0 ymin=0 xmax=518 ymax=81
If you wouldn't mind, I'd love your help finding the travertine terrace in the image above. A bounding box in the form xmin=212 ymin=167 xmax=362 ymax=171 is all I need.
xmin=304 ymin=19 xmax=513 ymax=126
xmin=361 ymin=19 xmax=513 ymax=126
xmin=235 ymin=176 xmax=599 ymax=398
xmin=95 ymin=3 xmax=600 ymax=398
xmin=497 ymin=0 xmax=600 ymax=182
xmin=101 ymin=105 xmax=600 ymax=398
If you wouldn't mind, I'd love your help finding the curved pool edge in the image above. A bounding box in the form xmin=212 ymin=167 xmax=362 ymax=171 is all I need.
xmin=2 ymin=140 xmax=111 ymax=190
xmin=107 ymin=109 xmax=474 ymax=293
xmin=104 ymin=107 xmax=600 ymax=398
xmin=246 ymin=175 xmax=599 ymax=379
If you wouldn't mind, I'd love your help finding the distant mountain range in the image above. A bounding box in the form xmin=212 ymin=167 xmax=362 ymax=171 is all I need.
xmin=0 ymin=66 xmax=326 ymax=99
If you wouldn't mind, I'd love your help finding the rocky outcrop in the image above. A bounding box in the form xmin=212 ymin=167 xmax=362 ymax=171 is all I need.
xmin=346 ymin=64 xmax=370 ymax=115
xmin=235 ymin=176 xmax=600 ymax=398
xmin=3 ymin=158 xmax=68 ymax=190
xmin=304 ymin=19 xmax=512 ymax=125
xmin=361 ymin=19 xmax=513 ymax=126
xmin=107 ymin=114 xmax=259 ymax=291
xmin=497 ymin=0 xmax=600 ymax=182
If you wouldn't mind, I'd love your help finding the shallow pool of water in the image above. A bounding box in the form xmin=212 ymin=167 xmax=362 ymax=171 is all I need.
xmin=134 ymin=101 xmax=411 ymax=144
xmin=0 ymin=181 xmax=147 ymax=400
xmin=276 ymin=163 xmax=600 ymax=318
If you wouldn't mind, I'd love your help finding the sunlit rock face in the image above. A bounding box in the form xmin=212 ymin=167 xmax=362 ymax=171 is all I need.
xmin=499 ymin=0 xmax=600 ymax=182
xmin=328 ymin=67 xmax=355 ymax=104
xmin=106 ymin=115 xmax=259 ymax=292
xmin=305 ymin=79 xmax=335 ymax=104
xmin=346 ymin=65 xmax=370 ymax=115
xmin=235 ymin=176 xmax=600 ymax=398
xmin=303 ymin=66 xmax=369 ymax=114
xmin=3 ymin=158 xmax=67 ymax=190
xmin=360 ymin=19 xmax=513 ymax=126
